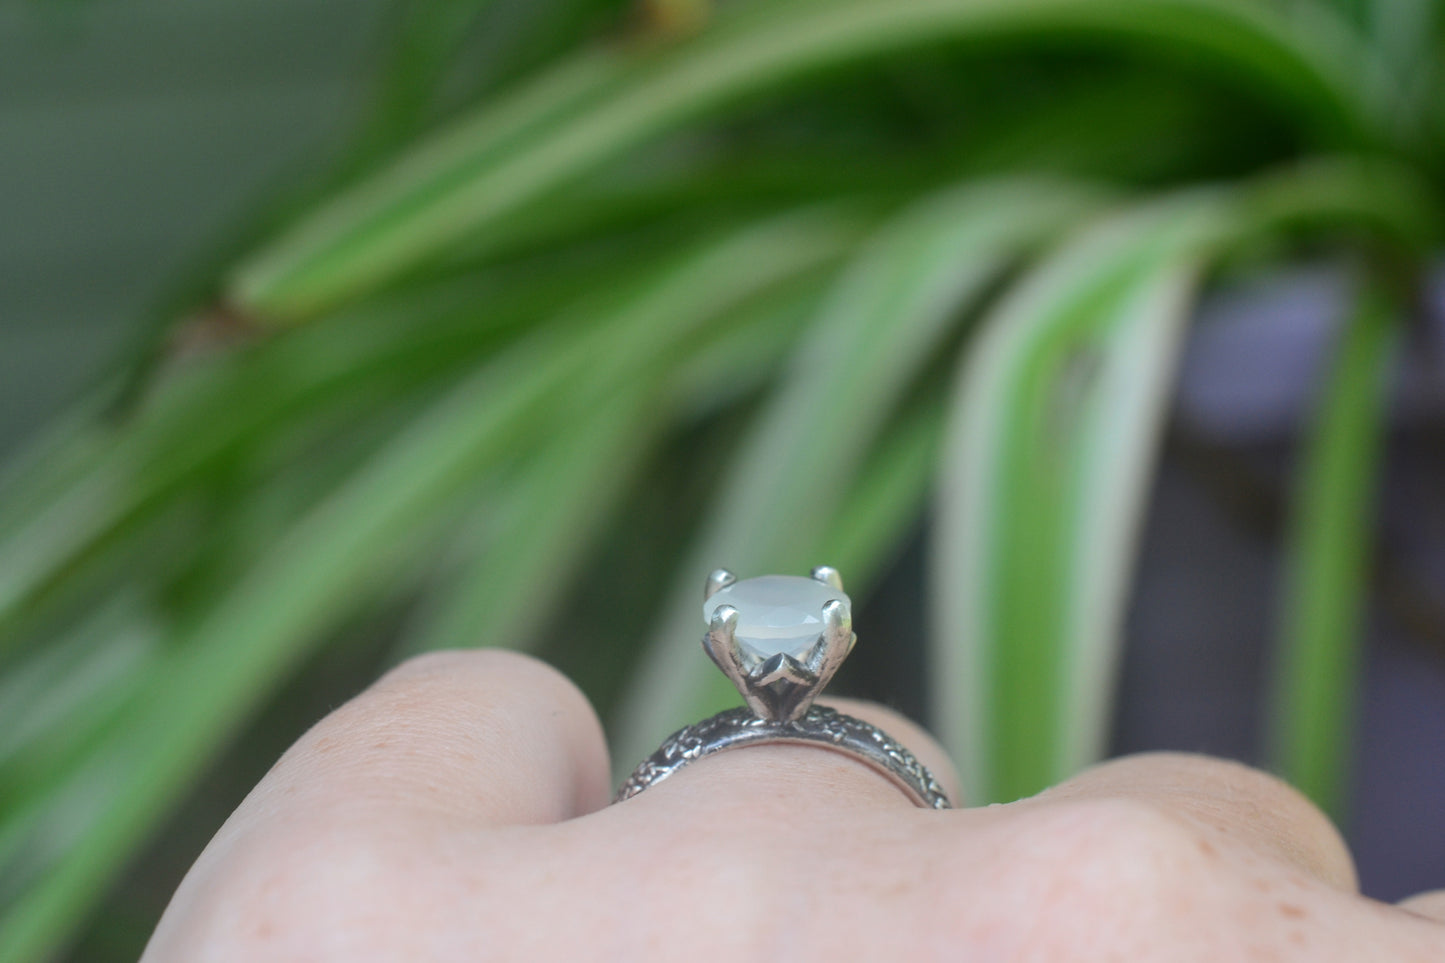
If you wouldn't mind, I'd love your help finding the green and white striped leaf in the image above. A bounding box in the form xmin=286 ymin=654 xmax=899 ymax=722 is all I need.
xmin=931 ymin=193 xmax=1233 ymax=803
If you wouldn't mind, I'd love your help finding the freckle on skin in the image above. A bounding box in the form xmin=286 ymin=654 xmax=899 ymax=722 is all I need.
xmin=1289 ymin=930 xmax=1305 ymax=946
xmin=1197 ymin=839 xmax=1217 ymax=858
xmin=1278 ymin=903 xmax=1307 ymax=920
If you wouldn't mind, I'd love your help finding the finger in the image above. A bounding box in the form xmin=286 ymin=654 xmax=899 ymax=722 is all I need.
xmin=1032 ymin=751 xmax=1356 ymax=890
xmin=234 ymin=649 xmax=611 ymax=830
xmin=622 ymin=697 xmax=962 ymax=811
xmin=1399 ymin=890 xmax=1445 ymax=923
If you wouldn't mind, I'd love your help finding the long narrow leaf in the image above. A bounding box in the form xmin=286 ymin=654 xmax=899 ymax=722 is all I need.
xmin=403 ymin=387 xmax=660 ymax=655
xmin=818 ymin=400 xmax=946 ymax=588
xmin=232 ymin=0 xmax=1387 ymax=321
xmin=1269 ymin=277 xmax=1397 ymax=817
xmin=931 ymin=194 xmax=1231 ymax=803
xmin=354 ymin=0 xmax=508 ymax=158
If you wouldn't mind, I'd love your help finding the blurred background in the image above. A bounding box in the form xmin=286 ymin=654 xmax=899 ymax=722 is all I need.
xmin=2 ymin=0 xmax=1444 ymax=959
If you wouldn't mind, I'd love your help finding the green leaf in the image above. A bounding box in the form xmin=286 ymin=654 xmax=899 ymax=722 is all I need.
xmin=232 ymin=0 xmax=1387 ymax=322
xmin=0 ymin=596 xmax=158 ymax=781
xmin=1239 ymin=155 xmax=1441 ymax=252
xmin=817 ymin=398 xmax=947 ymax=588
xmin=354 ymin=0 xmax=508 ymax=159
xmin=931 ymin=193 xmax=1231 ymax=803
xmin=1364 ymin=0 xmax=1436 ymax=91
xmin=612 ymin=178 xmax=1099 ymax=772
xmin=1269 ymin=277 xmax=1397 ymax=818
xmin=402 ymin=386 xmax=660 ymax=656
xmin=0 ymin=596 xmax=162 ymax=911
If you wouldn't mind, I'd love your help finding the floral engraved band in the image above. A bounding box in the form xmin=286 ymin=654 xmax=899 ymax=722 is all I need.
xmin=615 ymin=567 xmax=954 ymax=809
xmin=615 ymin=704 xmax=953 ymax=809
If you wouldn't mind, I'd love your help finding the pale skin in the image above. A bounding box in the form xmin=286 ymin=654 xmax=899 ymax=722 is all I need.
xmin=144 ymin=650 xmax=1445 ymax=961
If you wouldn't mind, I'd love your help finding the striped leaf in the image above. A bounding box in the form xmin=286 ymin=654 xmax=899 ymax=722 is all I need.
xmin=931 ymin=193 xmax=1232 ymax=803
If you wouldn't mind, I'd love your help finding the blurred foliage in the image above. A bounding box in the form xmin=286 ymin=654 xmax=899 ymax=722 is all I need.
xmin=2 ymin=0 xmax=1443 ymax=958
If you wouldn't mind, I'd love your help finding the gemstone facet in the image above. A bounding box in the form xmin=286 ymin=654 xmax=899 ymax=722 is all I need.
xmin=703 ymin=574 xmax=849 ymax=663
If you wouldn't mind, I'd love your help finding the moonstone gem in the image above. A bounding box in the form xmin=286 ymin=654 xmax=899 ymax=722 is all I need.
xmin=703 ymin=575 xmax=849 ymax=661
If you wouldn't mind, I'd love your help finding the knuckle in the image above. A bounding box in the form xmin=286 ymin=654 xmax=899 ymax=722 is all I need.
xmin=1048 ymin=751 xmax=1355 ymax=888
xmin=1033 ymin=795 xmax=1204 ymax=858
xmin=988 ymin=798 xmax=1224 ymax=948
xmin=378 ymin=649 xmax=600 ymax=738
xmin=1035 ymin=796 xmax=1215 ymax=888
xmin=380 ymin=647 xmax=475 ymax=681
xmin=382 ymin=648 xmax=567 ymax=692
xmin=304 ymin=648 xmax=581 ymax=759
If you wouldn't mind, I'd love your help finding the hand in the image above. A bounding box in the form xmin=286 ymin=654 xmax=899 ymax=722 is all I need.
xmin=143 ymin=651 xmax=1445 ymax=961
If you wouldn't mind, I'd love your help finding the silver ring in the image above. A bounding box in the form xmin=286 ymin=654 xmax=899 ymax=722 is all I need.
xmin=616 ymin=566 xmax=954 ymax=809
xmin=616 ymin=704 xmax=953 ymax=808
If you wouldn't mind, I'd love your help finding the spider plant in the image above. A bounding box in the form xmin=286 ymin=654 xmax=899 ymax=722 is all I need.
xmin=1 ymin=0 xmax=1440 ymax=959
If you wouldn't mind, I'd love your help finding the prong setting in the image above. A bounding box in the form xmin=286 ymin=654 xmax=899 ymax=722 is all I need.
xmin=700 ymin=569 xmax=855 ymax=722
xmin=806 ymin=598 xmax=854 ymax=688
xmin=704 ymin=568 xmax=737 ymax=601
xmin=702 ymin=604 xmax=751 ymax=694
xmin=810 ymin=565 xmax=843 ymax=591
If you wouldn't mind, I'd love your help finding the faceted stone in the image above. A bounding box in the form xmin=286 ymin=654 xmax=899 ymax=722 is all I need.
xmin=703 ymin=575 xmax=849 ymax=661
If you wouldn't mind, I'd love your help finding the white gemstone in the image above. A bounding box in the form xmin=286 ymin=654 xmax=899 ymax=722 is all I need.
xmin=703 ymin=575 xmax=849 ymax=661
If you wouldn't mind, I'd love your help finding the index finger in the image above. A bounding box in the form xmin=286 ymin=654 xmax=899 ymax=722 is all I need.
xmin=144 ymin=650 xmax=610 ymax=961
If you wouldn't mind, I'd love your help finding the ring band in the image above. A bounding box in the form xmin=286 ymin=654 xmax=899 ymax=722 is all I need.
xmin=616 ymin=704 xmax=953 ymax=809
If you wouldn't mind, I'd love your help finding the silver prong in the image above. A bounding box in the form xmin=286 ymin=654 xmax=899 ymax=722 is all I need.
xmin=702 ymin=604 xmax=750 ymax=693
xmin=704 ymin=568 xmax=737 ymax=601
xmin=806 ymin=598 xmax=855 ymax=689
xmin=810 ymin=565 xmax=843 ymax=591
